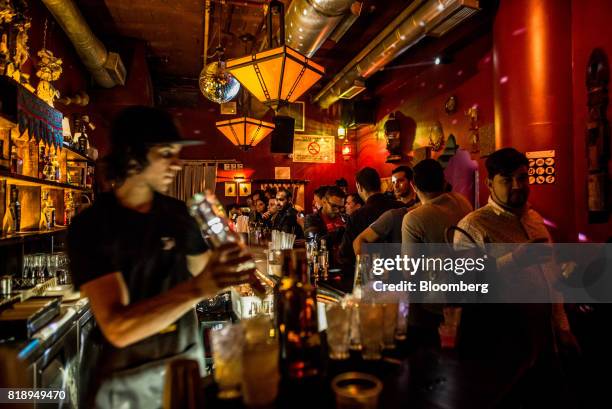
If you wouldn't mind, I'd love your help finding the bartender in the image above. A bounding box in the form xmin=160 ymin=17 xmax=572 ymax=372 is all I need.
xmin=68 ymin=106 xmax=256 ymax=408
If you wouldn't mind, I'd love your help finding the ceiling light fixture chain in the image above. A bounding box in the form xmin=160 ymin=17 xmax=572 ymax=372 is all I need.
xmin=199 ymin=0 xmax=241 ymax=103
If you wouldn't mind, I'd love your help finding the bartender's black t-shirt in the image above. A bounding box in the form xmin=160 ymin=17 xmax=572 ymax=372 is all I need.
xmin=67 ymin=192 xmax=207 ymax=400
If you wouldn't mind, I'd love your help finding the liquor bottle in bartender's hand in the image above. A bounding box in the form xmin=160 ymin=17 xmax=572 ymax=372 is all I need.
xmin=188 ymin=190 xmax=266 ymax=297
xmin=276 ymin=249 xmax=322 ymax=379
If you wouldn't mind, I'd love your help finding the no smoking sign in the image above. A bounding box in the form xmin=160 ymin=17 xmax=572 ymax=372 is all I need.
xmin=307 ymin=142 xmax=320 ymax=155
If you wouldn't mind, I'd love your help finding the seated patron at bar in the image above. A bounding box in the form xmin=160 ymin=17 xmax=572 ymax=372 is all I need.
xmin=454 ymin=148 xmax=579 ymax=407
xmin=272 ymin=187 xmax=304 ymax=238
xmin=344 ymin=193 xmax=364 ymax=216
xmin=67 ymin=106 xmax=256 ymax=408
xmin=312 ymin=185 xmax=330 ymax=214
xmin=264 ymin=187 xmax=277 ymax=201
xmin=304 ymin=186 xmax=346 ymax=267
xmin=262 ymin=197 xmax=278 ymax=228
xmin=249 ymin=190 xmax=265 ymax=222
xmin=252 ymin=196 xmax=268 ymax=224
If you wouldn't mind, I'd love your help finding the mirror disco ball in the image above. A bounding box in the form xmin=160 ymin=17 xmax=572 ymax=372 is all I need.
xmin=199 ymin=62 xmax=241 ymax=104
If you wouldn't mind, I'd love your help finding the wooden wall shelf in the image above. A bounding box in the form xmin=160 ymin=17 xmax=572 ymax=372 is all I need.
xmin=63 ymin=145 xmax=95 ymax=163
xmin=0 ymin=170 xmax=92 ymax=192
xmin=0 ymin=226 xmax=67 ymax=246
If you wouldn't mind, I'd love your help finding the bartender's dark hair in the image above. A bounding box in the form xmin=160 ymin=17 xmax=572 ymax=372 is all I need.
xmin=103 ymin=145 xmax=150 ymax=185
xmin=355 ymin=167 xmax=381 ymax=193
xmin=104 ymin=106 xmax=169 ymax=183
xmin=485 ymin=148 xmax=529 ymax=179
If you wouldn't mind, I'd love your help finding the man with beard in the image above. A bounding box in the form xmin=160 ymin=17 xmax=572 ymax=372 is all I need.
xmin=262 ymin=197 xmax=278 ymax=228
xmin=454 ymin=148 xmax=578 ymax=408
xmin=391 ymin=165 xmax=418 ymax=206
xmin=304 ymin=186 xmax=346 ymax=268
xmin=272 ymin=187 xmax=304 ymax=238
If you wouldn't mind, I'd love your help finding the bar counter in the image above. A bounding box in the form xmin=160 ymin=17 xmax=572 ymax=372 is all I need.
xmin=199 ymin=338 xmax=517 ymax=409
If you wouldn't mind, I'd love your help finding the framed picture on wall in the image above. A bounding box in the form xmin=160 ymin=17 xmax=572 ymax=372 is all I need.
xmin=225 ymin=182 xmax=236 ymax=197
xmin=278 ymin=101 xmax=305 ymax=132
xmin=239 ymin=182 xmax=252 ymax=197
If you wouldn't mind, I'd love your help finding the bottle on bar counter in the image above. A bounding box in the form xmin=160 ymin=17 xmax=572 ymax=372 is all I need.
xmin=276 ymin=249 xmax=322 ymax=379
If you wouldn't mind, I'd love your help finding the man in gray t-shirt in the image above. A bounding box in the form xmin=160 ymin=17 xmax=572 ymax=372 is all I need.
xmin=353 ymin=207 xmax=414 ymax=255
xmin=401 ymin=159 xmax=473 ymax=346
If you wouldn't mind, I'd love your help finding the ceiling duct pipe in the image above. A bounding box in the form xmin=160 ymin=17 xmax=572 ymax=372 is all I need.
xmin=313 ymin=0 xmax=479 ymax=108
xmin=42 ymin=0 xmax=126 ymax=88
xmin=328 ymin=1 xmax=363 ymax=43
xmin=284 ymin=0 xmax=356 ymax=57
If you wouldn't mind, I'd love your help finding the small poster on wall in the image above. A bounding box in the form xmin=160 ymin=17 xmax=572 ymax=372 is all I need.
xmin=275 ymin=167 xmax=291 ymax=179
xmin=239 ymin=182 xmax=251 ymax=196
xmin=526 ymin=150 xmax=556 ymax=185
xmin=293 ymin=134 xmax=335 ymax=163
xmin=225 ymin=182 xmax=236 ymax=196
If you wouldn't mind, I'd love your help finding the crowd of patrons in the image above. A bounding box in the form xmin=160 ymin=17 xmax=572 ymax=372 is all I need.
xmin=225 ymin=147 xmax=610 ymax=407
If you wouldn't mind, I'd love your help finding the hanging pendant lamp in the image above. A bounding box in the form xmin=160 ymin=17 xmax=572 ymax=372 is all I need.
xmin=216 ymin=90 xmax=275 ymax=151
xmin=225 ymin=0 xmax=324 ymax=111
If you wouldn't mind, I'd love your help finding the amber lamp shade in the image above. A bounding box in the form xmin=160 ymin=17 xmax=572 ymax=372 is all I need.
xmin=226 ymin=46 xmax=324 ymax=111
xmin=216 ymin=117 xmax=275 ymax=151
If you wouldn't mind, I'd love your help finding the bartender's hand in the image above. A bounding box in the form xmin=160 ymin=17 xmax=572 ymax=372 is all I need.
xmin=194 ymin=243 xmax=256 ymax=295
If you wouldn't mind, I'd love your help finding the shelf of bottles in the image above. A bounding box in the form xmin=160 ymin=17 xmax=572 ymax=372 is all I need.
xmin=0 ymin=121 xmax=95 ymax=241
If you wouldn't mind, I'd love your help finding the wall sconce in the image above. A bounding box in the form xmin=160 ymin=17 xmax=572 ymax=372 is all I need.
xmin=337 ymin=125 xmax=347 ymax=139
xmin=342 ymin=140 xmax=353 ymax=161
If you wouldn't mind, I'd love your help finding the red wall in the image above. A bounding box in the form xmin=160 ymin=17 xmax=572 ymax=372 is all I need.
xmin=354 ymin=1 xmax=612 ymax=242
xmin=571 ymin=0 xmax=612 ymax=242
xmin=356 ymin=32 xmax=494 ymax=207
